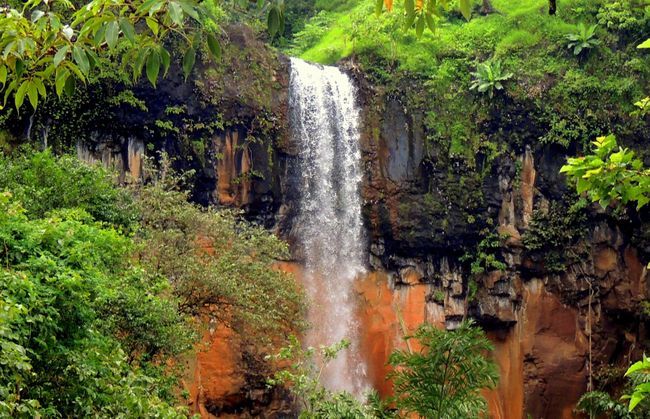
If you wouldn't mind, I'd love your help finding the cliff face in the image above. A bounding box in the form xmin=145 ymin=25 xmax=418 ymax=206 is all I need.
xmin=64 ymin=27 xmax=649 ymax=417
xmin=347 ymin=62 xmax=648 ymax=418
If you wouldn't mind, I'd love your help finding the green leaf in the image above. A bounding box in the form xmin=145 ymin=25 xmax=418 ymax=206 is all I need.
xmin=27 ymin=81 xmax=38 ymax=110
xmin=207 ymin=34 xmax=221 ymax=60
xmin=146 ymin=17 xmax=159 ymax=36
xmin=425 ymin=13 xmax=436 ymax=32
xmin=638 ymin=38 xmax=650 ymax=48
xmin=159 ymin=47 xmax=171 ymax=76
xmin=33 ymin=77 xmax=46 ymax=98
xmin=182 ymin=47 xmax=196 ymax=80
xmin=133 ymin=48 xmax=149 ymax=80
xmin=54 ymin=46 xmax=69 ymax=67
xmin=576 ymin=177 xmax=590 ymax=194
xmin=629 ymin=392 xmax=645 ymax=411
xmin=64 ymin=74 xmax=76 ymax=96
xmin=0 ymin=65 xmax=6 ymax=87
xmin=146 ymin=51 xmax=160 ymax=87
xmin=119 ymin=18 xmax=137 ymax=44
xmin=626 ymin=359 xmax=650 ymax=376
xmin=416 ymin=14 xmax=425 ymax=38
xmin=405 ymin=0 xmax=415 ymax=15
xmin=72 ymin=45 xmax=90 ymax=75
xmin=105 ymin=21 xmax=119 ymax=49
xmin=267 ymin=7 xmax=280 ymax=36
xmin=15 ymin=80 xmax=29 ymax=110
xmin=55 ymin=68 xmax=69 ymax=97
xmin=169 ymin=2 xmax=184 ymax=26
xmin=178 ymin=0 xmax=200 ymax=21
xmin=459 ymin=0 xmax=471 ymax=21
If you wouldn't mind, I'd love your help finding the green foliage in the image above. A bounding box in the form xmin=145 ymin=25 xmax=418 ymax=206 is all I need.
xmin=0 ymin=0 xmax=223 ymax=111
xmin=268 ymin=336 xmax=377 ymax=418
xmin=0 ymin=190 xmax=191 ymax=417
xmin=624 ymin=355 xmax=650 ymax=411
xmin=388 ymin=320 xmax=498 ymax=418
xmin=560 ymin=134 xmax=650 ymax=210
xmin=461 ymin=228 xmax=507 ymax=275
xmin=566 ymin=23 xmax=601 ymax=56
xmin=0 ymin=149 xmax=137 ymax=230
xmin=0 ymin=151 xmax=305 ymax=416
xmin=469 ymin=59 xmax=514 ymax=98
xmin=576 ymin=391 xmax=633 ymax=418
xmin=522 ymin=198 xmax=588 ymax=273
xmin=133 ymin=158 xmax=305 ymax=342
xmin=597 ymin=1 xmax=650 ymax=36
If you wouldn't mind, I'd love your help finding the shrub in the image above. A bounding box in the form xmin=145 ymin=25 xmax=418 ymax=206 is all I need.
xmin=469 ymin=60 xmax=514 ymax=98
xmin=388 ymin=320 xmax=499 ymax=418
xmin=0 ymin=149 xmax=138 ymax=230
xmin=566 ymin=23 xmax=601 ymax=56
xmin=133 ymin=161 xmax=305 ymax=343
xmin=0 ymin=192 xmax=191 ymax=417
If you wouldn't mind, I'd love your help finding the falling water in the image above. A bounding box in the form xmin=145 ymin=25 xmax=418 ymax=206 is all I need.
xmin=289 ymin=57 xmax=368 ymax=396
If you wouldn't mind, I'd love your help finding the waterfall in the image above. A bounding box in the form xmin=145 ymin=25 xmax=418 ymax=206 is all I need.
xmin=289 ymin=57 xmax=368 ymax=396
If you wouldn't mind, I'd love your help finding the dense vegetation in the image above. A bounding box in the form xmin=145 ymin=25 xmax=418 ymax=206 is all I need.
xmin=0 ymin=150 xmax=304 ymax=416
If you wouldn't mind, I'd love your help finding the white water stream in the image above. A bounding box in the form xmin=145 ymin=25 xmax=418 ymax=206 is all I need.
xmin=289 ymin=57 xmax=369 ymax=396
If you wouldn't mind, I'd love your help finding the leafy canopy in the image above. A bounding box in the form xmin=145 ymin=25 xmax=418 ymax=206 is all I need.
xmin=0 ymin=0 xmax=226 ymax=112
xmin=0 ymin=150 xmax=306 ymax=416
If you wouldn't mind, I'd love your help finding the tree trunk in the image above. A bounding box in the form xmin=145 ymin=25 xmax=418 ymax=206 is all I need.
xmin=481 ymin=0 xmax=494 ymax=14
xmin=549 ymin=0 xmax=557 ymax=15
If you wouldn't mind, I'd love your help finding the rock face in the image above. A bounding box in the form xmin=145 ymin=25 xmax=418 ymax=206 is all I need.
xmin=60 ymin=27 xmax=649 ymax=417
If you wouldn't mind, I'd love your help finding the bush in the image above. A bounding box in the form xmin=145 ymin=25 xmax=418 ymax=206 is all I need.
xmin=0 ymin=149 xmax=138 ymax=230
xmin=134 ymin=178 xmax=306 ymax=343
xmin=0 ymin=192 xmax=191 ymax=417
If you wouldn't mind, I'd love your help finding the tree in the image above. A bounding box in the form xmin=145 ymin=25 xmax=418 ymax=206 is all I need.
xmin=132 ymin=157 xmax=305 ymax=343
xmin=0 ymin=189 xmax=192 ymax=417
xmin=388 ymin=320 xmax=499 ymax=418
xmin=560 ymin=134 xmax=650 ymax=210
xmin=0 ymin=0 xmax=223 ymax=111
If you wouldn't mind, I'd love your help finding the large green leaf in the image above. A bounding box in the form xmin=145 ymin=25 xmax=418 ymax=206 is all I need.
xmin=267 ymin=7 xmax=281 ymax=36
xmin=146 ymin=51 xmax=160 ymax=87
xmin=15 ymin=80 xmax=29 ymax=110
xmin=72 ymin=45 xmax=90 ymax=75
xmin=53 ymin=46 xmax=69 ymax=67
xmin=182 ymin=47 xmax=196 ymax=80
xmin=105 ymin=21 xmax=120 ymax=49
xmin=207 ymin=34 xmax=221 ymax=60
xmin=638 ymin=38 xmax=650 ymax=48
xmin=119 ymin=18 xmax=137 ymax=44
xmin=459 ymin=0 xmax=471 ymax=21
